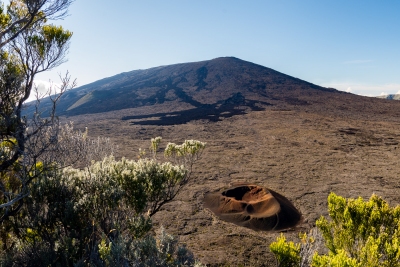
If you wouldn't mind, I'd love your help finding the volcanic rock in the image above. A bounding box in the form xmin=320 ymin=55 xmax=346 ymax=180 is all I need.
xmin=203 ymin=183 xmax=302 ymax=231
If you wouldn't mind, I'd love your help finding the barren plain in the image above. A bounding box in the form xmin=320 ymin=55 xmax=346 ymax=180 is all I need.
xmin=66 ymin=100 xmax=400 ymax=266
xmin=44 ymin=57 xmax=400 ymax=266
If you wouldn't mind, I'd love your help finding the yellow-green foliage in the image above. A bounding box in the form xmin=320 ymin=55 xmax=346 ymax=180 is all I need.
xmin=312 ymin=249 xmax=360 ymax=267
xmin=314 ymin=192 xmax=400 ymax=267
xmin=29 ymin=24 xmax=72 ymax=58
xmin=24 ymin=228 xmax=41 ymax=244
xmin=98 ymin=237 xmax=112 ymax=264
xmin=0 ymin=137 xmax=46 ymax=199
xmin=270 ymin=192 xmax=400 ymax=267
xmin=269 ymin=233 xmax=300 ymax=267
xmin=0 ymin=139 xmax=21 ymax=193
xmin=0 ymin=3 xmax=11 ymax=28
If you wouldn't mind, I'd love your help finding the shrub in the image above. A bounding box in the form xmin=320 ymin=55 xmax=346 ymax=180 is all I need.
xmin=0 ymin=1 xmax=206 ymax=265
xmin=0 ymin=137 xmax=206 ymax=266
xmin=269 ymin=233 xmax=300 ymax=267
xmin=270 ymin=192 xmax=400 ymax=267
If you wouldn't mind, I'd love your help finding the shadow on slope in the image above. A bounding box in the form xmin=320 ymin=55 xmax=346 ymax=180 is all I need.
xmin=121 ymin=93 xmax=271 ymax=125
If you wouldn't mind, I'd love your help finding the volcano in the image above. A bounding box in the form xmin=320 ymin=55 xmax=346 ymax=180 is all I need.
xmin=24 ymin=57 xmax=400 ymax=265
xmin=25 ymin=57 xmax=361 ymax=124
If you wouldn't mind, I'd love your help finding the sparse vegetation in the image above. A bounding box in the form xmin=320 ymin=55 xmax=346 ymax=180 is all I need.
xmin=0 ymin=135 xmax=206 ymax=266
xmin=2 ymin=1 xmax=400 ymax=267
xmin=0 ymin=1 xmax=207 ymax=265
xmin=0 ymin=0 xmax=74 ymax=223
xmin=270 ymin=192 xmax=400 ymax=267
xmin=270 ymin=234 xmax=300 ymax=266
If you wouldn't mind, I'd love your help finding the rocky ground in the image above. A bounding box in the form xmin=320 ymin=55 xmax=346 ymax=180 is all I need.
xmin=66 ymin=100 xmax=400 ymax=266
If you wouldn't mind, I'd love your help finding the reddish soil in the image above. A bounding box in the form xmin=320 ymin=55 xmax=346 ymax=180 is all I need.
xmin=203 ymin=184 xmax=301 ymax=232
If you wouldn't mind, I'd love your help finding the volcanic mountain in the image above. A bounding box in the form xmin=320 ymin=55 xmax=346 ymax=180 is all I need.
xmin=23 ymin=57 xmax=400 ymax=265
xmin=26 ymin=57 xmax=373 ymax=124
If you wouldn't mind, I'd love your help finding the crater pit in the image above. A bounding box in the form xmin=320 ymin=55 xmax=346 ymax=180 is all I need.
xmin=203 ymin=183 xmax=302 ymax=231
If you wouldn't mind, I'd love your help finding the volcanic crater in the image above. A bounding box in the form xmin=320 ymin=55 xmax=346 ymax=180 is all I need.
xmin=204 ymin=183 xmax=302 ymax=231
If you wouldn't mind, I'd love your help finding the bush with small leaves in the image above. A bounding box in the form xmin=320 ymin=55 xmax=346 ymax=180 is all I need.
xmin=150 ymin=136 xmax=162 ymax=158
xmin=0 ymin=0 xmax=75 ymax=224
xmin=0 ymin=138 xmax=205 ymax=266
xmin=164 ymin=139 xmax=206 ymax=173
xmin=312 ymin=249 xmax=360 ymax=267
xmin=0 ymin=1 xmax=204 ymax=265
xmin=270 ymin=192 xmax=400 ymax=267
xmin=270 ymin=233 xmax=300 ymax=267
xmin=313 ymin=192 xmax=400 ymax=267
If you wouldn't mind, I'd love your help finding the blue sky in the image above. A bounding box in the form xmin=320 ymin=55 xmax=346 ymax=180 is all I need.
xmin=34 ymin=1 xmax=400 ymax=97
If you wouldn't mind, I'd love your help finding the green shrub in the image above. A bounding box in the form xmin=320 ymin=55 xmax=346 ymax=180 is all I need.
xmin=0 ymin=138 xmax=206 ymax=266
xmin=270 ymin=192 xmax=400 ymax=267
xmin=314 ymin=192 xmax=400 ymax=266
xmin=269 ymin=233 xmax=300 ymax=267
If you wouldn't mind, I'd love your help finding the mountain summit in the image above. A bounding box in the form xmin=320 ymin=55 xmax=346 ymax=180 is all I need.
xmin=27 ymin=57 xmax=393 ymax=125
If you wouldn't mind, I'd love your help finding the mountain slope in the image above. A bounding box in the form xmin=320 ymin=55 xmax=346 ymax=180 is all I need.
xmin=377 ymin=94 xmax=400 ymax=100
xmin=25 ymin=57 xmax=340 ymax=117
xmin=26 ymin=57 xmax=400 ymax=265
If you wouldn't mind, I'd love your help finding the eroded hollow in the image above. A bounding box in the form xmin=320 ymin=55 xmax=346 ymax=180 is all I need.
xmin=204 ymin=183 xmax=302 ymax=231
xmin=222 ymin=185 xmax=266 ymax=201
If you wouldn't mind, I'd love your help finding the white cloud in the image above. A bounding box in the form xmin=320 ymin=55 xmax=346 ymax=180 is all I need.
xmin=25 ymin=80 xmax=63 ymax=103
xmin=318 ymin=82 xmax=400 ymax=97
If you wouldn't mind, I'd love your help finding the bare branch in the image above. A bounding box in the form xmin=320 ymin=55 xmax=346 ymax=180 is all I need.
xmin=0 ymin=192 xmax=28 ymax=209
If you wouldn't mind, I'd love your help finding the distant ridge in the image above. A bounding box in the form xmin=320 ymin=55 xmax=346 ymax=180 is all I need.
xmin=25 ymin=57 xmax=400 ymax=125
xmin=377 ymin=94 xmax=400 ymax=100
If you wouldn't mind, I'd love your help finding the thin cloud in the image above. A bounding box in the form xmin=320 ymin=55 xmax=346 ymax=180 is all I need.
xmin=319 ymin=82 xmax=400 ymax=97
